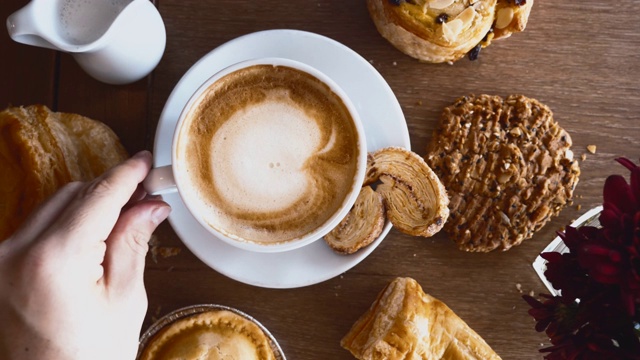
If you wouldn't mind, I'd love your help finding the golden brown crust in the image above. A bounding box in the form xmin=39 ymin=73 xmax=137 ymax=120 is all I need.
xmin=56 ymin=112 xmax=129 ymax=179
xmin=0 ymin=105 xmax=127 ymax=241
xmin=424 ymin=95 xmax=580 ymax=252
xmin=341 ymin=277 xmax=501 ymax=360
xmin=368 ymin=147 xmax=449 ymax=237
xmin=492 ymin=0 xmax=534 ymax=40
xmin=139 ymin=310 xmax=276 ymax=360
xmin=324 ymin=186 xmax=386 ymax=254
xmin=366 ymin=0 xmax=533 ymax=63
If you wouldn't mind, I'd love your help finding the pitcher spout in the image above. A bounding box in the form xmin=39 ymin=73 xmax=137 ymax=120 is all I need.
xmin=6 ymin=2 xmax=64 ymax=51
xmin=6 ymin=0 xmax=135 ymax=53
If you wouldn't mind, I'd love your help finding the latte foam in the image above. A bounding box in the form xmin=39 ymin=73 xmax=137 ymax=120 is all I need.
xmin=176 ymin=64 xmax=360 ymax=245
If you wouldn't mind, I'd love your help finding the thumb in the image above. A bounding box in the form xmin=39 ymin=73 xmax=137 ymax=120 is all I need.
xmin=102 ymin=200 xmax=171 ymax=296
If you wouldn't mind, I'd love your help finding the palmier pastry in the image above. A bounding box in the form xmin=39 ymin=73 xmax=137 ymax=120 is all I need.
xmin=324 ymin=186 xmax=386 ymax=254
xmin=367 ymin=147 xmax=449 ymax=237
xmin=0 ymin=105 xmax=128 ymax=241
xmin=325 ymin=148 xmax=448 ymax=254
xmin=367 ymin=0 xmax=534 ymax=63
xmin=341 ymin=277 xmax=501 ymax=359
xmin=138 ymin=309 xmax=277 ymax=360
xmin=424 ymin=95 xmax=580 ymax=252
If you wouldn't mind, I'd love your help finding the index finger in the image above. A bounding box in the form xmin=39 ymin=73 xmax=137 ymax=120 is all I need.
xmin=48 ymin=151 xmax=154 ymax=243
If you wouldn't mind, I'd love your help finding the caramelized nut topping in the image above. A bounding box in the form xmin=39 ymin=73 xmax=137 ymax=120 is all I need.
xmin=495 ymin=7 xmax=514 ymax=29
xmin=428 ymin=0 xmax=455 ymax=10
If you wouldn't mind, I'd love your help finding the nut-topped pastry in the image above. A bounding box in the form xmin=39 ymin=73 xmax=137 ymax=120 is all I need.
xmin=367 ymin=0 xmax=534 ymax=63
xmin=138 ymin=309 xmax=277 ymax=360
xmin=425 ymin=95 xmax=580 ymax=252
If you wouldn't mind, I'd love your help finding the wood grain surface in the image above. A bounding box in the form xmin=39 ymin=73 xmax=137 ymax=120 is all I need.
xmin=2 ymin=0 xmax=640 ymax=359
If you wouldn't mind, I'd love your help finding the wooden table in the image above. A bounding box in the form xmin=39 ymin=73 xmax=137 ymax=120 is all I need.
xmin=2 ymin=1 xmax=639 ymax=358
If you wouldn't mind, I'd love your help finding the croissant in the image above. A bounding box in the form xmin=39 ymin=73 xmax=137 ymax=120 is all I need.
xmin=367 ymin=0 xmax=534 ymax=63
xmin=341 ymin=277 xmax=501 ymax=360
xmin=0 ymin=105 xmax=128 ymax=241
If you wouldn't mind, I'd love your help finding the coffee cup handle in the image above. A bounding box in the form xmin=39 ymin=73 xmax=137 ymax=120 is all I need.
xmin=143 ymin=165 xmax=177 ymax=195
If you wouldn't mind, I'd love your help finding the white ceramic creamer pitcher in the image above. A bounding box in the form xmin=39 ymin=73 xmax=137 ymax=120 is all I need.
xmin=6 ymin=0 xmax=166 ymax=85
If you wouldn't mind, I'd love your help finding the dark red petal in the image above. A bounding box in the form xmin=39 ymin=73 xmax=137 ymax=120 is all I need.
xmin=541 ymin=251 xmax=564 ymax=262
xmin=528 ymin=308 xmax=545 ymax=318
xmin=523 ymin=294 xmax=544 ymax=307
xmin=595 ymin=262 xmax=620 ymax=276
xmin=563 ymin=226 xmax=587 ymax=250
xmin=591 ymin=271 xmax=619 ymax=284
xmin=603 ymin=175 xmax=634 ymax=213
xmin=600 ymin=207 xmax=623 ymax=230
xmin=615 ymin=157 xmax=638 ymax=172
xmin=536 ymin=318 xmax=552 ymax=332
xmin=581 ymin=244 xmax=614 ymax=257
xmin=631 ymin=167 xmax=640 ymax=205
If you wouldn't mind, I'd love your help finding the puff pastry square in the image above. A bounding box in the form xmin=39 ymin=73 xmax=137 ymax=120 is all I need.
xmin=341 ymin=277 xmax=501 ymax=360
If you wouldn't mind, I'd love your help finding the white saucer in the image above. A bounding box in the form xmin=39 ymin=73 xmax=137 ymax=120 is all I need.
xmin=154 ymin=29 xmax=410 ymax=289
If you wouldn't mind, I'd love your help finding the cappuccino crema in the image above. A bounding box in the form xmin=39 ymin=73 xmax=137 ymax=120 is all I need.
xmin=176 ymin=64 xmax=361 ymax=245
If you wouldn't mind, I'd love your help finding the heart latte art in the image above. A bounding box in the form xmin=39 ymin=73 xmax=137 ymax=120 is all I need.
xmin=176 ymin=65 xmax=360 ymax=245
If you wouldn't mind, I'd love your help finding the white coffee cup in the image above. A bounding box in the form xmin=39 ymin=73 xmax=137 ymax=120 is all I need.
xmin=144 ymin=58 xmax=367 ymax=253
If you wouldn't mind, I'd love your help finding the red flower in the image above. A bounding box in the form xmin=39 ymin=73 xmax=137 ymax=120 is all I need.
xmin=523 ymin=294 xmax=582 ymax=336
xmin=541 ymin=245 xmax=589 ymax=302
xmin=587 ymin=158 xmax=640 ymax=317
xmin=524 ymin=158 xmax=640 ymax=359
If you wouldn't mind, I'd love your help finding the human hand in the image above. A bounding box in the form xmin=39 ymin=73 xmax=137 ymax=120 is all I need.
xmin=0 ymin=150 xmax=171 ymax=360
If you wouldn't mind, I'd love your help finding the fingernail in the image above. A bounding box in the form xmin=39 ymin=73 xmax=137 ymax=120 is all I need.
xmin=151 ymin=204 xmax=171 ymax=225
xmin=133 ymin=150 xmax=152 ymax=160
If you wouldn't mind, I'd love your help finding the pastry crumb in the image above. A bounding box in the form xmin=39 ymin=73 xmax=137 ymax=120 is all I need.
xmin=516 ymin=283 xmax=523 ymax=293
xmin=587 ymin=144 xmax=597 ymax=154
xmin=581 ymin=153 xmax=587 ymax=161
xmin=150 ymin=305 xmax=162 ymax=324
xmin=151 ymin=246 xmax=181 ymax=263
